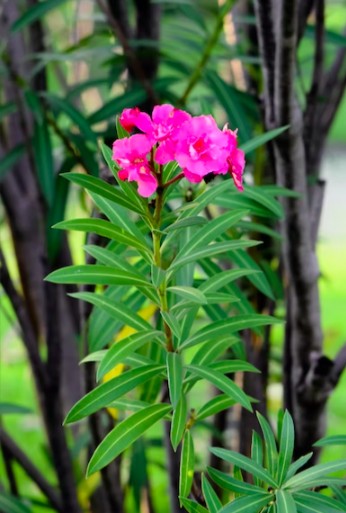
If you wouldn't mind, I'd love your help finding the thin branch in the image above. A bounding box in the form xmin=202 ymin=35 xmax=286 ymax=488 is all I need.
xmin=253 ymin=0 xmax=277 ymax=124
xmin=0 ymin=428 xmax=63 ymax=512
xmin=304 ymin=0 xmax=325 ymax=177
xmin=0 ymin=250 xmax=47 ymax=392
xmin=330 ymin=344 xmax=346 ymax=386
xmin=96 ymin=0 xmax=159 ymax=105
xmin=179 ymin=0 xmax=235 ymax=106
xmin=107 ymin=0 xmax=133 ymax=39
xmin=298 ymin=0 xmax=316 ymax=42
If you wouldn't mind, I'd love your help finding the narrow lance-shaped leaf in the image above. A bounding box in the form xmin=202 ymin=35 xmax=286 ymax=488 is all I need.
xmin=87 ymin=403 xmax=171 ymax=475
xmin=218 ymin=493 xmax=271 ymax=513
xmin=251 ymin=431 xmax=263 ymax=487
xmin=186 ymin=365 xmax=252 ymax=411
xmin=97 ymin=330 xmax=164 ymax=380
xmin=171 ymin=395 xmax=187 ymax=452
xmin=196 ymin=394 xmax=236 ymax=421
xmin=277 ymin=410 xmax=295 ymax=485
xmin=175 ymin=210 xmax=247 ymax=261
xmin=294 ymin=491 xmax=345 ymax=513
xmin=46 ymin=264 xmax=152 ymax=288
xmin=256 ymin=412 xmax=278 ymax=478
xmin=168 ymin=286 xmax=207 ymax=304
xmin=283 ymin=459 xmax=346 ymax=490
xmin=69 ymin=292 xmax=153 ymax=332
xmin=169 ymin=240 xmax=259 ymax=273
xmin=62 ymin=172 xmax=145 ymax=215
xmin=64 ymin=365 xmax=165 ymax=423
xmin=179 ymin=430 xmax=195 ymax=502
xmin=275 ymin=490 xmax=297 ymax=513
xmin=180 ymin=315 xmax=281 ymax=350
xmin=53 ymin=218 xmax=151 ymax=256
xmin=166 ymin=353 xmax=184 ymax=408
xmin=201 ymin=474 xmax=222 ymax=513
xmin=207 ymin=467 xmax=266 ymax=496
xmin=210 ymin=447 xmax=278 ymax=487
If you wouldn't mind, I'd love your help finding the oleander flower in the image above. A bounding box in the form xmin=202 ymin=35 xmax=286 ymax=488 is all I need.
xmin=174 ymin=115 xmax=229 ymax=182
xmin=112 ymin=134 xmax=157 ymax=197
xmin=114 ymin=106 xmax=245 ymax=196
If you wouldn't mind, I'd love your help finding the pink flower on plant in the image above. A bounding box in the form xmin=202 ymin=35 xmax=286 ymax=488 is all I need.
xmin=119 ymin=104 xmax=191 ymax=165
xmin=174 ymin=115 xmax=230 ymax=182
xmin=112 ymin=134 xmax=157 ymax=197
xmin=221 ymin=126 xmax=245 ymax=191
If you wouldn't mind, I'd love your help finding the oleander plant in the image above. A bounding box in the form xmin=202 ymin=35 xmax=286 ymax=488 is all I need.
xmin=45 ymin=106 xmax=346 ymax=513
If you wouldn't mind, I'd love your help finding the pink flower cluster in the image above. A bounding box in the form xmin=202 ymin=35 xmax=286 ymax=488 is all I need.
xmin=112 ymin=104 xmax=245 ymax=197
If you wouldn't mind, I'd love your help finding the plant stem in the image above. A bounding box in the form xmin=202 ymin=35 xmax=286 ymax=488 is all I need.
xmin=152 ymin=170 xmax=174 ymax=352
xmin=178 ymin=0 xmax=235 ymax=106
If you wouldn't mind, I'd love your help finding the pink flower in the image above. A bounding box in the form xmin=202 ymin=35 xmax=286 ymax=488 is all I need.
xmin=112 ymin=134 xmax=157 ymax=197
xmin=174 ymin=115 xmax=229 ymax=181
xmin=222 ymin=127 xmax=245 ymax=191
xmin=120 ymin=104 xmax=191 ymax=165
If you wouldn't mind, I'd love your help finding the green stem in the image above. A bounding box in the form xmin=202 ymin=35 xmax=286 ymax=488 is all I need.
xmin=178 ymin=0 xmax=235 ymax=106
xmin=152 ymin=169 xmax=174 ymax=352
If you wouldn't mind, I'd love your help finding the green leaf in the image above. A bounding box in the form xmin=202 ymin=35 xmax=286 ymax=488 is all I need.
xmin=0 ymin=144 xmax=25 ymax=182
xmin=276 ymin=490 xmax=297 ymax=513
xmin=80 ymin=351 xmax=106 ymax=363
xmin=170 ymin=240 xmax=259 ymax=273
xmin=97 ymin=330 xmax=164 ymax=380
xmin=62 ymin=172 xmax=144 ymax=215
xmin=201 ymin=474 xmax=222 ymax=513
xmin=199 ymin=268 xmax=259 ymax=294
xmin=0 ymin=493 xmax=32 ymax=513
xmin=89 ymin=192 xmax=147 ymax=242
xmin=64 ymin=365 xmax=165 ymax=424
xmin=207 ymin=467 xmax=266 ymax=496
xmin=294 ymin=491 xmax=345 ymax=513
xmin=179 ymin=498 xmax=208 ymax=513
xmin=294 ymin=495 xmax=343 ymax=513
xmin=11 ymin=0 xmax=68 ymax=32
xmin=44 ymin=94 xmax=96 ymax=141
xmin=181 ymin=315 xmax=281 ymax=350
xmin=33 ymin=118 xmax=54 ymax=206
xmin=314 ymin=435 xmax=346 ymax=447
xmin=286 ymin=453 xmax=313 ymax=480
xmin=166 ymin=353 xmax=184 ymax=408
xmin=46 ymin=264 xmax=152 ymax=288
xmin=305 ymin=25 xmax=346 ymax=48
xmin=191 ymin=337 xmax=239 ymax=367
xmin=256 ymin=412 xmax=278 ymax=478
xmin=186 ymin=365 xmax=252 ymax=411
xmin=230 ymin=249 xmax=274 ymax=300
xmin=179 ymin=430 xmax=195 ymax=501
xmin=196 ymin=394 xmax=236 ymax=421
xmin=161 ymin=311 xmax=182 ymax=340
xmin=0 ymin=403 xmax=32 ymax=415
xmin=168 ymin=286 xmax=207 ymax=304
xmin=165 ymin=216 xmax=207 ymax=232
xmin=210 ymin=448 xmax=277 ymax=487
xmin=151 ymin=264 xmax=166 ymax=288
xmin=171 ymin=395 xmax=187 ymax=451
xmin=175 ymin=210 xmax=247 ymax=262
xmin=178 ymin=180 xmax=233 ymax=219
xmin=243 ymin=188 xmax=283 ymax=218
xmin=219 ymin=493 xmax=271 ymax=513
xmin=239 ymin=126 xmax=289 ymax=154
xmin=69 ymin=292 xmax=153 ymax=332
xmin=284 ymin=460 xmax=346 ymax=491
xmin=251 ymin=431 xmax=263 ymax=486
xmin=53 ymin=218 xmax=151 ymax=256
xmin=277 ymin=410 xmax=295 ymax=485
xmin=87 ymin=403 xmax=171 ymax=475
